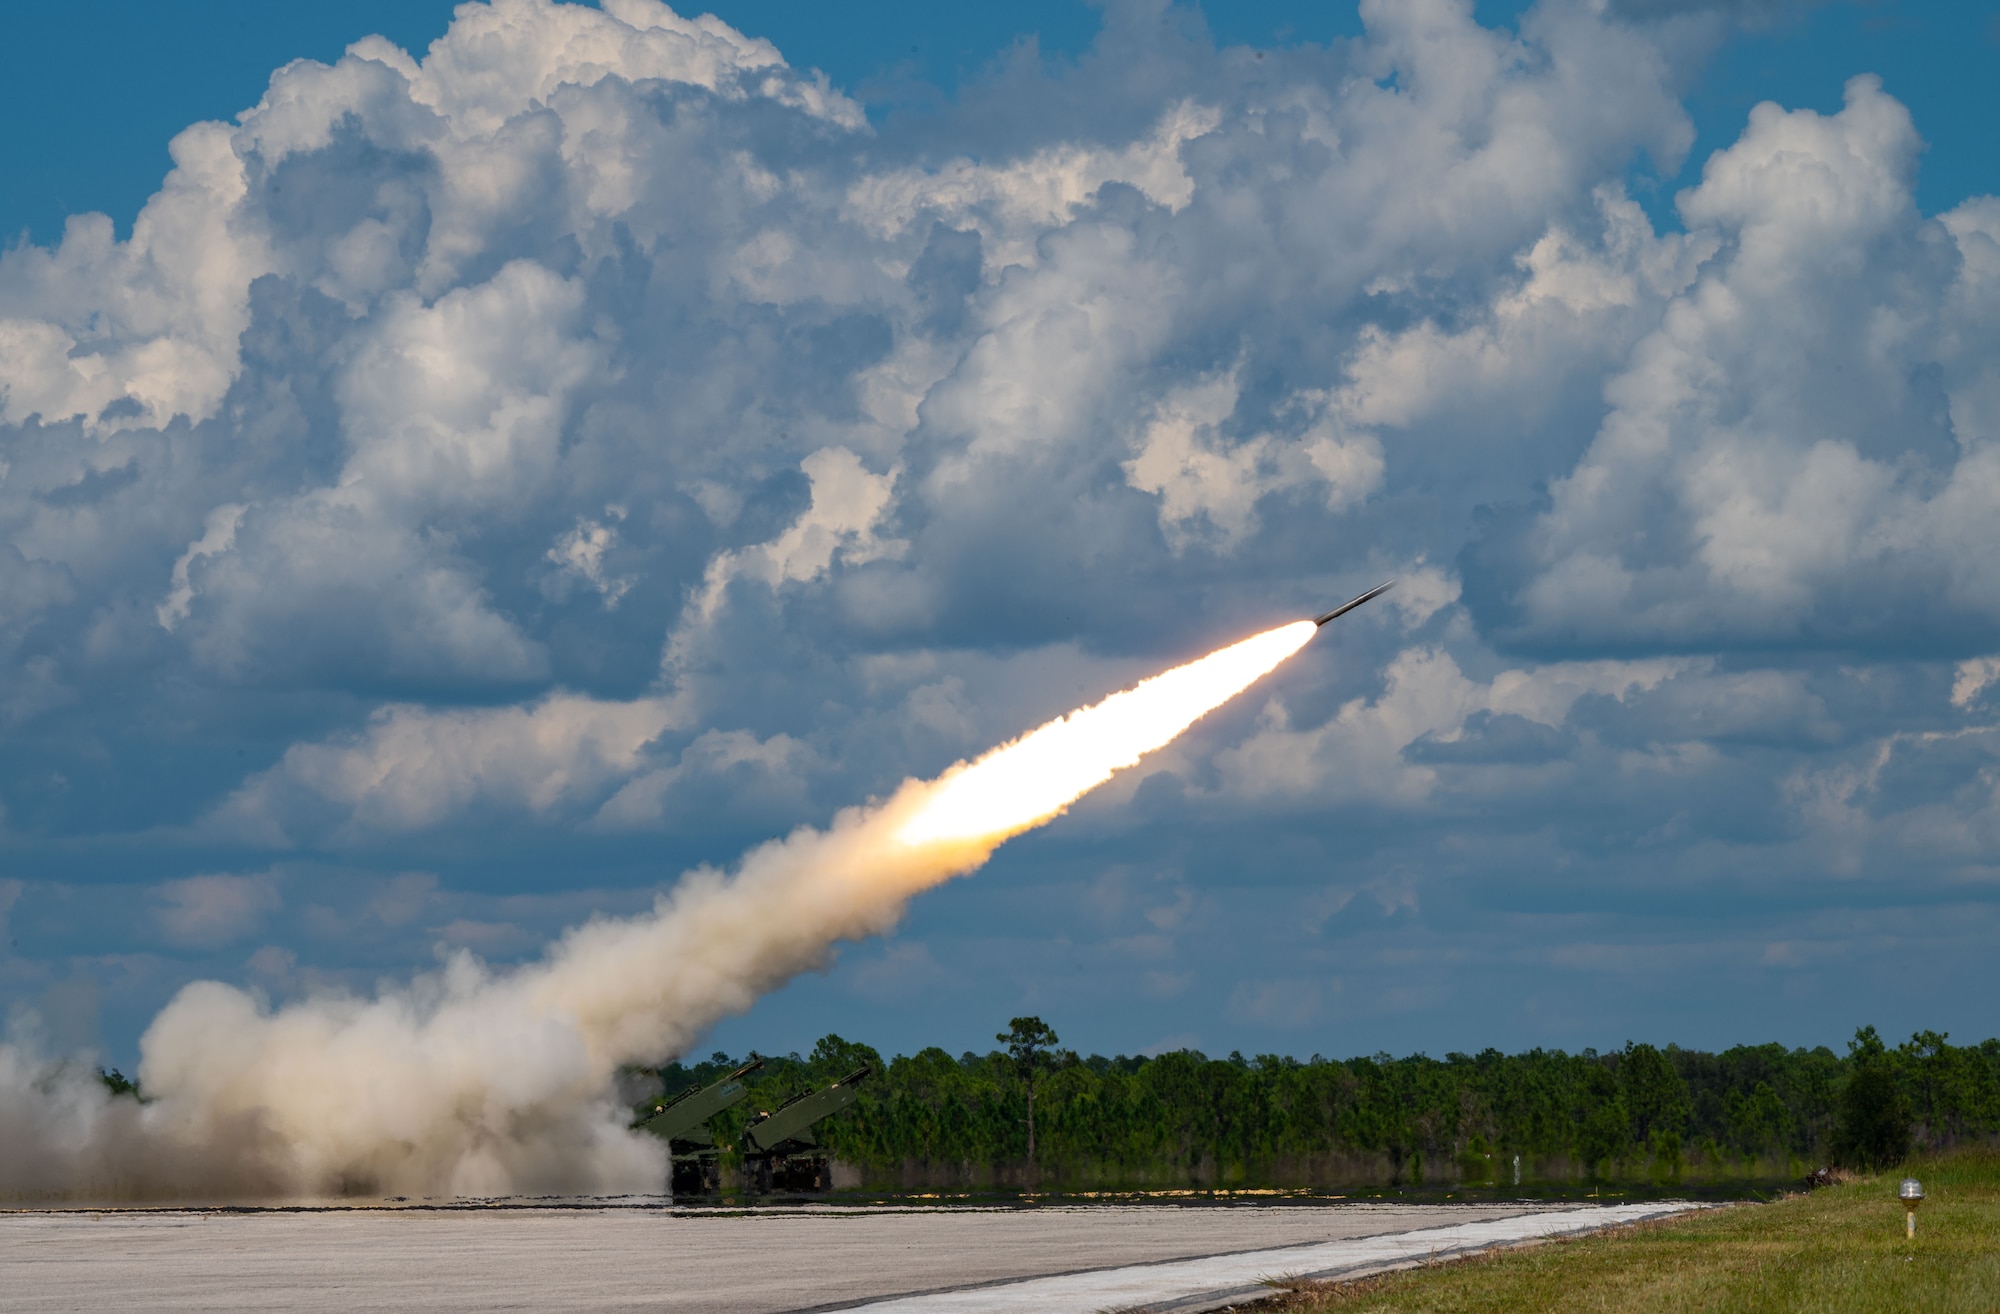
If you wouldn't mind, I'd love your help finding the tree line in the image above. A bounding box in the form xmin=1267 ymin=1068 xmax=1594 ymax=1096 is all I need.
xmin=646 ymin=1024 xmax=2000 ymax=1191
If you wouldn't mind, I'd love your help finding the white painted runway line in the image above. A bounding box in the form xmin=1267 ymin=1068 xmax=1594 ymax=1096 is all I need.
xmin=1 ymin=1200 xmax=1706 ymax=1312
xmin=839 ymin=1202 xmax=1708 ymax=1313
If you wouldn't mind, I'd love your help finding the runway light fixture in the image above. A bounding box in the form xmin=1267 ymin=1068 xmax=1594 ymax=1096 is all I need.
xmin=1899 ymin=1178 xmax=1924 ymax=1239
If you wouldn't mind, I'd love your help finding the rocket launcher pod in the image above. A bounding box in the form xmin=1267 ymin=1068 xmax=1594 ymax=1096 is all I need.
xmin=741 ymin=1065 xmax=873 ymax=1155
xmin=637 ymin=1059 xmax=764 ymax=1143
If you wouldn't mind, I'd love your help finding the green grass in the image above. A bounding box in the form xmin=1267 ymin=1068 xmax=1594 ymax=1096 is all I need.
xmin=1265 ymin=1146 xmax=2000 ymax=1313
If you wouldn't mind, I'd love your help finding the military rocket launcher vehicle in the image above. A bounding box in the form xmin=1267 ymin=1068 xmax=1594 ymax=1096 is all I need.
xmin=740 ymin=1065 xmax=872 ymax=1193
xmin=636 ymin=1059 xmax=763 ymax=1196
xmin=637 ymin=1060 xmax=872 ymax=1198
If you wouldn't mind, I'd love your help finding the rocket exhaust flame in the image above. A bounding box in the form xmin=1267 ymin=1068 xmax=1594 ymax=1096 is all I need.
xmin=896 ymin=621 xmax=1317 ymax=847
xmin=0 ymin=611 xmax=1356 ymax=1202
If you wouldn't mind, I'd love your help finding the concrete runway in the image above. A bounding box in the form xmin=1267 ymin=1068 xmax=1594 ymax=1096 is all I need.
xmin=2 ymin=1200 xmax=1697 ymax=1312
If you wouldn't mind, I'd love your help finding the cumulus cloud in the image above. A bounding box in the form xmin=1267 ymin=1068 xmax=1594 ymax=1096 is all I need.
xmin=213 ymin=692 xmax=682 ymax=843
xmin=1216 ymin=645 xmax=1685 ymax=805
xmin=1473 ymin=77 xmax=2000 ymax=653
xmin=1123 ymin=371 xmax=1384 ymax=551
xmin=590 ymin=726 xmax=819 ymax=830
xmin=849 ymin=98 xmax=1221 ymax=260
xmin=670 ymin=446 xmax=902 ymax=662
xmin=1 ymin=0 xmax=1997 ymax=1061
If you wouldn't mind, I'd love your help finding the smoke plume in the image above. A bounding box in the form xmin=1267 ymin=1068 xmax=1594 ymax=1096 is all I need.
xmin=0 ymin=623 xmax=1315 ymax=1203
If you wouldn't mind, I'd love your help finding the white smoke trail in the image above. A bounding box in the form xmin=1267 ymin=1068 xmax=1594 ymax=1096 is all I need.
xmin=0 ymin=622 xmax=1317 ymax=1202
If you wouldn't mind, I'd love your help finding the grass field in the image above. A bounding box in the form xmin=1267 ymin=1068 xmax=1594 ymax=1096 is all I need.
xmin=1264 ymin=1147 xmax=2000 ymax=1313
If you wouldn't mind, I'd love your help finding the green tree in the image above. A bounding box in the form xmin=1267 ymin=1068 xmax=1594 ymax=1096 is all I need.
xmin=1574 ymin=1063 xmax=1630 ymax=1177
xmin=1897 ymin=1029 xmax=1970 ymax=1147
xmin=97 ymin=1067 xmax=140 ymax=1099
xmin=1620 ymin=1043 xmax=1691 ymax=1142
xmin=1835 ymin=1026 xmax=1912 ymax=1169
xmin=1620 ymin=1042 xmax=1691 ymax=1177
xmin=807 ymin=1033 xmax=882 ymax=1083
xmin=702 ymin=1026 xmax=2000 ymax=1192
xmin=998 ymin=1016 xmax=1060 ymax=1162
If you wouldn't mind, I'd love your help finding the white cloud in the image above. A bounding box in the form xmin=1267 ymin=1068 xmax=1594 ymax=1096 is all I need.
xmin=335 ymin=262 xmax=602 ymax=512
xmin=849 ymin=99 xmax=1221 ymax=260
xmin=0 ymin=126 xmax=273 ymax=432
xmin=1216 ymin=644 xmax=1684 ymax=805
xmin=545 ymin=507 xmax=633 ymax=607
xmin=1 ymin=0 xmax=878 ymax=694
xmin=590 ymin=727 xmax=815 ymax=830
xmin=1123 ymin=371 xmax=1272 ymax=551
xmin=1953 ymin=657 xmax=2000 ymax=709
xmin=4 ymin=0 xmax=2000 ymax=1051
xmin=1781 ymin=723 xmax=2000 ymax=876
xmin=213 ymin=692 xmax=682 ymax=841
xmin=723 ymin=447 xmax=902 ymax=587
xmin=1492 ymin=77 xmax=2000 ymax=648
xmin=669 ymin=446 xmax=901 ymax=666
xmin=157 ymin=504 xmax=245 ymax=631
xmin=181 ymin=499 xmax=553 ymax=684
xmin=1385 ymin=563 xmax=1462 ymax=630
xmin=1330 ymin=187 xmax=1709 ymax=437
xmin=1123 ymin=371 xmax=1384 ymax=552
xmin=917 ymin=220 xmax=1184 ymax=479
xmin=7 ymin=0 xmax=1722 ymax=711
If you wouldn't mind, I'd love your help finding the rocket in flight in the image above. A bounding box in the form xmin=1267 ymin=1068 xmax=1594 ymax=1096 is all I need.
xmin=1313 ymin=580 xmax=1394 ymax=626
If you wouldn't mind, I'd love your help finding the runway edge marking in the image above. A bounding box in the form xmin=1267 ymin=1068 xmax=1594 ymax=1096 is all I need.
xmin=825 ymin=1202 xmax=1716 ymax=1314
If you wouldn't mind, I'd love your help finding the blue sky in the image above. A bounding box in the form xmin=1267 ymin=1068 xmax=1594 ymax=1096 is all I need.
xmin=4 ymin=0 xmax=2000 ymax=1074
xmin=8 ymin=1 xmax=1999 ymax=248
